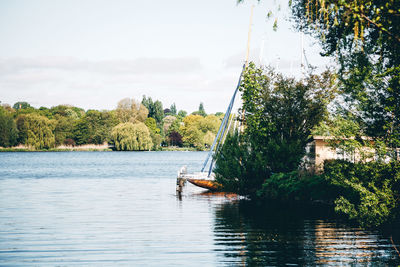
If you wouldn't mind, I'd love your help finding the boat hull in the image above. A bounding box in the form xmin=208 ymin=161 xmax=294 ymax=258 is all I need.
xmin=187 ymin=179 xmax=221 ymax=191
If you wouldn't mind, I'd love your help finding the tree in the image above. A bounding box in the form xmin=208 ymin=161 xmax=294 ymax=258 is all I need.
xmin=291 ymin=0 xmax=400 ymax=150
xmin=170 ymin=103 xmax=177 ymax=115
xmin=144 ymin=117 xmax=162 ymax=150
xmin=53 ymin=114 xmax=75 ymax=145
xmin=197 ymin=115 xmax=221 ymax=134
xmin=22 ymin=114 xmax=55 ymax=149
xmin=142 ymin=95 xmax=164 ymax=125
xmin=215 ymin=63 xmax=335 ymax=196
xmin=163 ymin=115 xmax=177 ymax=133
xmin=110 ymin=122 xmax=153 ymax=151
xmin=0 ymin=107 xmax=18 ymax=147
xmin=168 ymin=131 xmax=183 ymax=147
xmin=13 ymin=101 xmax=31 ymax=110
xmin=192 ymin=102 xmax=207 ymax=117
xmin=72 ymin=117 xmax=90 ymax=145
xmin=203 ymin=131 xmax=215 ymax=147
xmin=177 ymin=110 xmax=187 ymax=119
xmin=116 ymin=98 xmax=148 ymax=123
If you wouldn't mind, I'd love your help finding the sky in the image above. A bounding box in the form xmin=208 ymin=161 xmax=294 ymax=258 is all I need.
xmin=0 ymin=0 xmax=332 ymax=113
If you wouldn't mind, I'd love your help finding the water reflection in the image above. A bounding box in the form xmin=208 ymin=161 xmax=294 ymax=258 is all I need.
xmin=213 ymin=201 xmax=400 ymax=266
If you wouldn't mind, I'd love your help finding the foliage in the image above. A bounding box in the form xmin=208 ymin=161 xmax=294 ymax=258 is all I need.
xmin=170 ymin=103 xmax=177 ymax=115
xmin=54 ymin=115 xmax=74 ymax=145
xmin=116 ymin=98 xmax=148 ymax=123
xmin=163 ymin=115 xmax=177 ymax=133
xmin=110 ymin=122 xmax=153 ymax=151
xmin=215 ymin=63 xmax=335 ymax=196
xmin=168 ymin=131 xmax=183 ymax=147
xmin=215 ymin=131 xmax=270 ymax=196
xmin=324 ymin=159 xmax=400 ymax=228
xmin=0 ymin=107 xmax=18 ymax=147
xmin=72 ymin=118 xmax=90 ymax=145
xmin=313 ymin=114 xmax=373 ymax=162
xmin=291 ymin=0 xmax=400 ymax=149
xmin=142 ymin=95 xmax=164 ymax=125
xmin=13 ymin=101 xmax=31 ymax=110
xmin=256 ymin=171 xmax=334 ymax=202
xmin=192 ymin=102 xmax=207 ymax=117
xmin=84 ymin=110 xmax=119 ymax=144
xmin=22 ymin=114 xmax=55 ymax=149
xmin=145 ymin=117 xmax=162 ymax=150
xmin=240 ymin=63 xmax=335 ymax=172
xmin=203 ymin=131 xmax=215 ymax=147
xmin=177 ymin=110 xmax=187 ymax=119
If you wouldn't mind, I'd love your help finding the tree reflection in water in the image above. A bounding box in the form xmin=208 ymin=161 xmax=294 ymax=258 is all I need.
xmin=213 ymin=200 xmax=400 ymax=266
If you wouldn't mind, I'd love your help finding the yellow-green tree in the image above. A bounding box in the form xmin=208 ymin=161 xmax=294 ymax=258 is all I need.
xmin=23 ymin=114 xmax=56 ymax=149
xmin=116 ymin=98 xmax=149 ymax=123
xmin=111 ymin=122 xmax=153 ymax=151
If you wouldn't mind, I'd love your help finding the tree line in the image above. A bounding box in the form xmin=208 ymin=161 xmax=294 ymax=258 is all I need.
xmin=0 ymin=98 xmax=223 ymax=151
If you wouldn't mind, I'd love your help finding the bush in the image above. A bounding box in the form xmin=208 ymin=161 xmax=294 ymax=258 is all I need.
xmin=324 ymin=159 xmax=400 ymax=228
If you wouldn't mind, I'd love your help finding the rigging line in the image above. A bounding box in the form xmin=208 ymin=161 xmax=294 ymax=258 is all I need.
xmin=201 ymin=64 xmax=246 ymax=172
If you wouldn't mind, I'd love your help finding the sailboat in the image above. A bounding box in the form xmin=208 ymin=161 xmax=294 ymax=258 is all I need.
xmin=176 ymin=6 xmax=255 ymax=193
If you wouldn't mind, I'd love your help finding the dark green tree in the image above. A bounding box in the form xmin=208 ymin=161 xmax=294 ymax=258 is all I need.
xmin=72 ymin=117 xmax=90 ymax=145
xmin=0 ymin=107 xmax=18 ymax=147
xmin=192 ymin=102 xmax=207 ymax=117
xmin=215 ymin=63 xmax=335 ymax=196
xmin=170 ymin=103 xmax=177 ymax=115
xmin=13 ymin=101 xmax=31 ymax=110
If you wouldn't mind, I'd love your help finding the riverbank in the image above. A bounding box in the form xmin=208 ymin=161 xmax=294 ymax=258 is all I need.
xmin=0 ymin=144 xmax=201 ymax=152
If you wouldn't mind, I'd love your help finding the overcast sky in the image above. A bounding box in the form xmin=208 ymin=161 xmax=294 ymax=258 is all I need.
xmin=0 ymin=0 xmax=332 ymax=113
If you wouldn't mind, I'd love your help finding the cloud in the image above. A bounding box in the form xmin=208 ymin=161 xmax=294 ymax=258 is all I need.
xmin=0 ymin=56 xmax=203 ymax=75
xmin=0 ymin=56 xmax=238 ymax=113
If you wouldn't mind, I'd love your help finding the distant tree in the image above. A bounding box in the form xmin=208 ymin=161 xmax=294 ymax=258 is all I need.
xmin=141 ymin=95 xmax=153 ymax=111
xmin=13 ymin=101 xmax=31 ymax=110
xmin=72 ymin=117 xmax=90 ymax=145
xmin=50 ymin=105 xmax=84 ymax=119
xmin=163 ymin=115 xmax=177 ymax=133
xmin=145 ymin=117 xmax=162 ymax=150
xmin=152 ymin=100 xmax=164 ymax=125
xmin=22 ymin=114 xmax=55 ymax=149
xmin=142 ymin=95 xmax=164 ymax=125
xmin=144 ymin=117 xmax=160 ymax=134
xmin=84 ymin=110 xmax=119 ymax=144
xmin=182 ymin=125 xmax=204 ymax=149
xmin=38 ymin=107 xmax=52 ymax=119
xmin=215 ymin=112 xmax=224 ymax=117
xmin=111 ymin=122 xmax=153 ymax=151
xmin=198 ymin=115 xmax=221 ymax=134
xmin=167 ymin=118 xmax=183 ymax=135
xmin=177 ymin=110 xmax=187 ymax=119
xmin=203 ymin=131 xmax=215 ymax=147
xmin=116 ymin=98 xmax=148 ymax=123
xmin=15 ymin=115 xmax=28 ymax=144
xmin=180 ymin=114 xmax=205 ymax=148
xmin=163 ymin=108 xmax=171 ymax=115
xmin=192 ymin=102 xmax=207 ymax=117
xmin=168 ymin=131 xmax=183 ymax=147
xmin=53 ymin=115 xmax=75 ymax=145
xmin=0 ymin=107 xmax=18 ymax=147
xmin=170 ymin=103 xmax=177 ymax=115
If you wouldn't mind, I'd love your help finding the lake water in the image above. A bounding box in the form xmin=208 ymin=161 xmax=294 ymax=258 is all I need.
xmin=0 ymin=151 xmax=399 ymax=266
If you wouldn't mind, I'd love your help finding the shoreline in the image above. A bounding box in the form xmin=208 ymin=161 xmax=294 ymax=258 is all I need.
xmin=0 ymin=145 xmax=202 ymax=152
